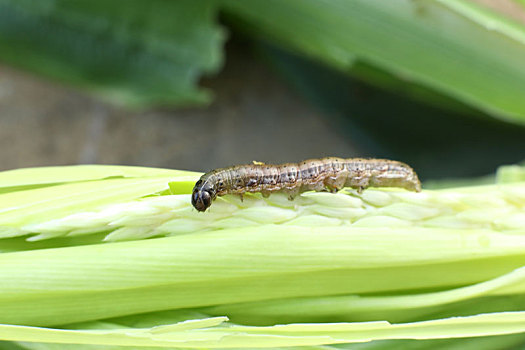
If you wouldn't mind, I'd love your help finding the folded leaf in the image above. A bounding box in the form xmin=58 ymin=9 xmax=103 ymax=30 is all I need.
xmin=222 ymin=0 xmax=525 ymax=124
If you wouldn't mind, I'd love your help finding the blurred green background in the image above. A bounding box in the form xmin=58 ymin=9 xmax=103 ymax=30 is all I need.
xmin=0 ymin=0 xmax=524 ymax=181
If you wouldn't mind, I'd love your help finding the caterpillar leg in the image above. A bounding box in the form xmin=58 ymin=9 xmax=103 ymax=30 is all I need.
xmin=324 ymin=182 xmax=339 ymax=194
xmin=285 ymin=187 xmax=301 ymax=201
xmin=261 ymin=190 xmax=271 ymax=198
xmin=327 ymin=186 xmax=339 ymax=194
xmin=311 ymin=181 xmax=327 ymax=192
xmin=325 ymin=170 xmax=348 ymax=193
xmin=353 ymin=177 xmax=370 ymax=194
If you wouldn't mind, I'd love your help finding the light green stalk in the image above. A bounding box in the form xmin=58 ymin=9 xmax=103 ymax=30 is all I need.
xmin=0 ymin=164 xmax=524 ymax=348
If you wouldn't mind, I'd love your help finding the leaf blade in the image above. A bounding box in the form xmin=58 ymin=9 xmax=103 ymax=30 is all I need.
xmin=222 ymin=0 xmax=525 ymax=124
xmin=0 ymin=0 xmax=225 ymax=107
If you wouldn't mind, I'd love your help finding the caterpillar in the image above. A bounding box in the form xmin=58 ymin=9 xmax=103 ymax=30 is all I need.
xmin=191 ymin=157 xmax=421 ymax=212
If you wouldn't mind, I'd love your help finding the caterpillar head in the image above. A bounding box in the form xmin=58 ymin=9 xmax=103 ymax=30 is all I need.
xmin=191 ymin=180 xmax=216 ymax=212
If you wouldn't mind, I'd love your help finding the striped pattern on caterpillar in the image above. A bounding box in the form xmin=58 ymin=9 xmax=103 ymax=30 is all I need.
xmin=191 ymin=157 xmax=421 ymax=212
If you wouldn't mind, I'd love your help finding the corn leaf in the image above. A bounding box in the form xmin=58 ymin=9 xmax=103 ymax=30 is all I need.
xmin=8 ymin=317 xmax=525 ymax=350
xmin=436 ymin=0 xmax=525 ymax=46
xmin=1 ymin=165 xmax=525 ymax=348
xmin=221 ymin=0 xmax=525 ymax=124
xmin=2 ymin=312 xmax=525 ymax=348
xmin=0 ymin=165 xmax=190 ymax=194
xmin=0 ymin=166 xmax=197 ymax=237
xmin=497 ymin=163 xmax=525 ymax=184
xmin=2 ymin=223 xmax=525 ymax=326
xmin=0 ymin=0 xmax=225 ymax=107
xmin=203 ymin=264 xmax=525 ymax=325
xmin=333 ymin=333 xmax=525 ymax=350
xmin=2 ymin=176 xmax=524 ymax=243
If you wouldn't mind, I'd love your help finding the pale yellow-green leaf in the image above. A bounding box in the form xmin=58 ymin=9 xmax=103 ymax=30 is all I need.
xmin=1 ymin=225 xmax=525 ymax=326
xmin=2 ymin=312 xmax=525 ymax=348
xmin=0 ymin=164 xmax=524 ymax=349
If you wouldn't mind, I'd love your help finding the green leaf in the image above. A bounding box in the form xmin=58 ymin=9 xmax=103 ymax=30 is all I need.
xmin=333 ymin=333 xmax=525 ymax=350
xmin=1 ymin=165 xmax=525 ymax=348
xmin=0 ymin=0 xmax=225 ymax=107
xmin=2 ymin=312 xmax=525 ymax=348
xmin=203 ymin=265 xmax=525 ymax=325
xmin=222 ymin=0 xmax=525 ymax=124
xmin=497 ymin=164 xmax=525 ymax=184
xmin=6 ymin=317 xmax=525 ymax=349
xmin=437 ymin=0 xmax=525 ymax=46
xmin=2 ymin=225 xmax=525 ymax=326
xmin=0 ymin=166 xmax=198 ymax=236
xmin=4 ymin=177 xmax=525 ymax=244
xmin=0 ymin=177 xmax=177 ymax=231
xmin=0 ymin=165 xmax=189 ymax=194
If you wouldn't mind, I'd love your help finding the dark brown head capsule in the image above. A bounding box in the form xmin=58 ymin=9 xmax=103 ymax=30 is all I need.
xmin=191 ymin=178 xmax=216 ymax=212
